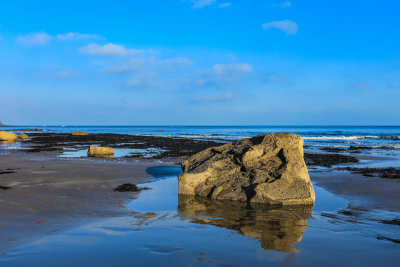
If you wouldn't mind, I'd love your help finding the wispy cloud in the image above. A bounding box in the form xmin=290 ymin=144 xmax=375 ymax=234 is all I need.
xmin=273 ymin=1 xmax=291 ymax=8
xmin=17 ymin=31 xmax=99 ymax=46
xmin=16 ymin=32 xmax=52 ymax=46
xmin=262 ymin=19 xmax=298 ymax=35
xmin=127 ymin=73 xmax=159 ymax=89
xmin=56 ymin=32 xmax=100 ymax=40
xmin=211 ymin=63 xmax=252 ymax=76
xmin=79 ymin=43 xmax=144 ymax=57
xmin=103 ymin=57 xmax=194 ymax=73
xmin=267 ymin=75 xmax=282 ymax=82
xmin=191 ymin=0 xmax=216 ymax=8
xmin=226 ymin=53 xmax=237 ymax=61
xmin=193 ymin=92 xmax=234 ymax=101
xmin=219 ymin=2 xmax=231 ymax=8
xmin=197 ymin=63 xmax=253 ymax=86
xmin=354 ymin=83 xmax=371 ymax=89
xmin=50 ymin=70 xmax=81 ymax=78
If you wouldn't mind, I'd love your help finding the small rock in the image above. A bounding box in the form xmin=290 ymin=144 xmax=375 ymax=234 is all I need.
xmin=18 ymin=133 xmax=28 ymax=139
xmin=72 ymin=132 xmax=88 ymax=136
xmin=114 ymin=183 xmax=150 ymax=192
xmin=0 ymin=185 xmax=11 ymax=190
xmin=0 ymin=131 xmax=17 ymax=142
xmin=87 ymin=146 xmax=114 ymax=158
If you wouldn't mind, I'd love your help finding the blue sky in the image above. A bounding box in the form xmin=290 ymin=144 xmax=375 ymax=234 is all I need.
xmin=0 ymin=0 xmax=399 ymax=125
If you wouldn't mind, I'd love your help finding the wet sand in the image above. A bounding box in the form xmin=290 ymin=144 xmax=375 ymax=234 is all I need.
xmin=310 ymin=170 xmax=400 ymax=212
xmin=0 ymin=155 xmax=176 ymax=253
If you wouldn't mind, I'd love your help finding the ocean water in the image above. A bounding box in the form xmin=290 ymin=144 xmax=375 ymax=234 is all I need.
xmin=2 ymin=125 xmax=400 ymax=149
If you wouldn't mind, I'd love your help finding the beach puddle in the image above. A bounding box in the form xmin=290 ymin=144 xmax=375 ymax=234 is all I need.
xmin=60 ymin=147 xmax=166 ymax=158
xmin=1 ymin=167 xmax=400 ymax=266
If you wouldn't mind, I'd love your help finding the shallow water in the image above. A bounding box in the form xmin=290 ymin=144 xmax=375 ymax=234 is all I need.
xmin=1 ymin=166 xmax=399 ymax=266
xmin=60 ymin=147 xmax=166 ymax=158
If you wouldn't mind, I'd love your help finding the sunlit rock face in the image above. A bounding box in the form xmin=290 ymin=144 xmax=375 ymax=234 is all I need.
xmin=87 ymin=145 xmax=114 ymax=158
xmin=178 ymin=195 xmax=311 ymax=252
xmin=178 ymin=133 xmax=315 ymax=206
xmin=0 ymin=131 xmax=17 ymax=142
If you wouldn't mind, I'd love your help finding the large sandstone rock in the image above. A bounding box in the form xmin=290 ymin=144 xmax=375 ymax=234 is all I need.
xmin=178 ymin=133 xmax=315 ymax=206
xmin=0 ymin=131 xmax=17 ymax=142
xmin=87 ymin=146 xmax=114 ymax=158
xmin=72 ymin=131 xmax=88 ymax=136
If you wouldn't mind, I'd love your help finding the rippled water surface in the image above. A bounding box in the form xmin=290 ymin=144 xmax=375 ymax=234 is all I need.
xmin=1 ymin=166 xmax=399 ymax=267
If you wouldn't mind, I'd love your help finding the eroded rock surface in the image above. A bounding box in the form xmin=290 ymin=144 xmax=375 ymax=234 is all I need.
xmin=178 ymin=133 xmax=315 ymax=206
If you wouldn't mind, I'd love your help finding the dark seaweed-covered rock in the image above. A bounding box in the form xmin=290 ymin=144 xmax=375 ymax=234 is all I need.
xmin=380 ymin=218 xmax=400 ymax=226
xmin=113 ymin=183 xmax=149 ymax=192
xmin=376 ymin=235 xmax=400 ymax=244
xmin=321 ymin=147 xmax=346 ymax=153
xmin=304 ymin=153 xmax=358 ymax=168
xmin=21 ymin=132 xmax=221 ymax=159
xmin=349 ymin=146 xmax=373 ymax=150
xmin=338 ymin=167 xmax=400 ymax=179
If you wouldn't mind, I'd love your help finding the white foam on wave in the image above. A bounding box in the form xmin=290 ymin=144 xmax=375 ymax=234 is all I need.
xmin=303 ymin=135 xmax=382 ymax=140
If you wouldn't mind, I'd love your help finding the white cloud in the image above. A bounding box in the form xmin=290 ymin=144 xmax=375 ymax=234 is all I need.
xmin=212 ymin=63 xmax=252 ymax=75
xmin=103 ymin=56 xmax=194 ymax=73
xmin=17 ymin=32 xmax=52 ymax=46
xmin=159 ymin=57 xmax=195 ymax=66
xmin=17 ymin=31 xmax=99 ymax=46
xmin=262 ymin=19 xmax=298 ymax=35
xmin=191 ymin=0 xmax=216 ymax=8
xmin=56 ymin=32 xmax=99 ymax=40
xmin=198 ymin=63 xmax=253 ymax=85
xmin=219 ymin=2 xmax=231 ymax=8
xmin=79 ymin=43 xmax=144 ymax=57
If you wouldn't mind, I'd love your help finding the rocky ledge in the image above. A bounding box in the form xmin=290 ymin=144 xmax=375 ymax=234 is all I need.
xmin=178 ymin=133 xmax=315 ymax=206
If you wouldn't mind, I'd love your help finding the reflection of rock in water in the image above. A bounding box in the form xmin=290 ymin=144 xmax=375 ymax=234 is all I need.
xmin=178 ymin=195 xmax=312 ymax=252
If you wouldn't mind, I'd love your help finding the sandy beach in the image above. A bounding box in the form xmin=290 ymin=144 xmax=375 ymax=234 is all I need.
xmin=0 ymin=154 xmax=176 ymax=253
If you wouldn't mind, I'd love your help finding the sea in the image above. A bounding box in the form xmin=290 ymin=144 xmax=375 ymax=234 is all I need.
xmin=3 ymin=125 xmax=400 ymax=149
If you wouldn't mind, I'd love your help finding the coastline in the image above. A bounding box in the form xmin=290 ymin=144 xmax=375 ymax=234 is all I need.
xmin=1 ymin=130 xmax=399 ymax=259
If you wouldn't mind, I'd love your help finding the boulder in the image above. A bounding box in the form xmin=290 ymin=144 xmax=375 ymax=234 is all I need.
xmin=178 ymin=133 xmax=315 ymax=206
xmin=0 ymin=131 xmax=18 ymax=142
xmin=18 ymin=133 xmax=28 ymax=139
xmin=87 ymin=146 xmax=114 ymax=158
xmin=72 ymin=131 xmax=88 ymax=136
